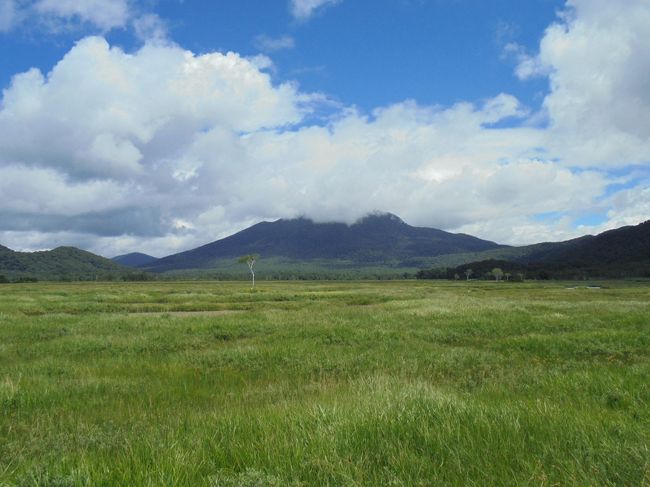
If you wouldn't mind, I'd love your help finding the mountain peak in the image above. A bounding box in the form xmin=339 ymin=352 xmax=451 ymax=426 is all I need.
xmin=355 ymin=212 xmax=405 ymax=225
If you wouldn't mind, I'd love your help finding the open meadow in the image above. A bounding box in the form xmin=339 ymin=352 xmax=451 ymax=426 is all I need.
xmin=1 ymin=280 xmax=649 ymax=486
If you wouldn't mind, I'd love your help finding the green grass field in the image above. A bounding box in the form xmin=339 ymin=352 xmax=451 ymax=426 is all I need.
xmin=1 ymin=280 xmax=649 ymax=486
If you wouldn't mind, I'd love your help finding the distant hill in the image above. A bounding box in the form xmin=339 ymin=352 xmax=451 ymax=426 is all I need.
xmin=0 ymin=245 xmax=134 ymax=281
xmin=141 ymin=213 xmax=506 ymax=273
xmin=419 ymin=220 xmax=650 ymax=279
xmin=112 ymin=252 xmax=159 ymax=267
xmin=526 ymin=221 xmax=650 ymax=268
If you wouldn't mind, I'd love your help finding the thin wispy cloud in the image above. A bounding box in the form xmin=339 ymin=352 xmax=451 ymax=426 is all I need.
xmin=0 ymin=0 xmax=161 ymax=37
xmin=0 ymin=0 xmax=18 ymax=32
xmin=133 ymin=13 xmax=168 ymax=43
xmin=289 ymin=0 xmax=341 ymax=20
xmin=34 ymin=0 xmax=131 ymax=31
xmin=503 ymin=42 xmax=550 ymax=80
xmin=253 ymin=34 xmax=295 ymax=53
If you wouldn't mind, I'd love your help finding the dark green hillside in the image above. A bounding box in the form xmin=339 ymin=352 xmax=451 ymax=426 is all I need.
xmin=144 ymin=213 xmax=505 ymax=272
xmin=528 ymin=220 xmax=650 ymax=267
xmin=419 ymin=220 xmax=650 ymax=279
xmin=0 ymin=245 xmax=134 ymax=281
xmin=526 ymin=220 xmax=650 ymax=278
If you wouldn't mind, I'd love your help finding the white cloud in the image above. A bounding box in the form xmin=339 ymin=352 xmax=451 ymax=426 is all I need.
xmin=239 ymin=102 xmax=606 ymax=240
xmin=34 ymin=0 xmax=130 ymax=30
xmin=503 ymin=42 xmax=550 ymax=80
xmin=0 ymin=33 xmax=608 ymax=253
xmin=0 ymin=36 xmax=310 ymax=182
xmin=2 ymin=0 xmax=650 ymax=256
xmin=0 ymin=36 xmax=321 ymax=252
xmin=0 ymin=0 xmax=17 ymax=32
xmin=0 ymin=0 xmax=162 ymax=37
xmin=457 ymin=215 xmax=580 ymax=247
xmin=0 ymin=165 xmax=127 ymax=215
xmin=520 ymin=0 xmax=650 ymax=167
xmin=290 ymin=0 xmax=340 ymax=20
xmin=133 ymin=13 xmax=167 ymax=43
xmin=602 ymin=185 xmax=650 ymax=231
xmin=253 ymin=34 xmax=295 ymax=53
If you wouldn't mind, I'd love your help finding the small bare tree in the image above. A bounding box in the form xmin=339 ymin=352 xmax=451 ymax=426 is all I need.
xmin=238 ymin=254 xmax=259 ymax=288
xmin=464 ymin=268 xmax=473 ymax=281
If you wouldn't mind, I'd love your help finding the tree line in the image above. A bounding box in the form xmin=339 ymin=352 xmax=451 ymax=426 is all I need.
xmin=416 ymin=258 xmax=650 ymax=280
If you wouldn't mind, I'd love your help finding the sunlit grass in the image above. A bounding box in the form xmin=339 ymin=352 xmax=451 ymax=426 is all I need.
xmin=1 ymin=280 xmax=649 ymax=485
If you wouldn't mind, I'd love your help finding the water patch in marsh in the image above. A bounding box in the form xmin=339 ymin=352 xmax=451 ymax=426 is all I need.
xmin=125 ymin=310 xmax=244 ymax=317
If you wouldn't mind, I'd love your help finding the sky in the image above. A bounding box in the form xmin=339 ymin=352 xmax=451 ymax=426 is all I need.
xmin=0 ymin=0 xmax=648 ymax=257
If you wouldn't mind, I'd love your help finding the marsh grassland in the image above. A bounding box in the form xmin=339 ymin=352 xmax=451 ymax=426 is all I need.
xmin=1 ymin=280 xmax=649 ymax=486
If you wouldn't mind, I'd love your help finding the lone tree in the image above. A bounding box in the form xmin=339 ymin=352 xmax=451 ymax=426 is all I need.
xmin=464 ymin=268 xmax=473 ymax=281
xmin=238 ymin=254 xmax=259 ymax=288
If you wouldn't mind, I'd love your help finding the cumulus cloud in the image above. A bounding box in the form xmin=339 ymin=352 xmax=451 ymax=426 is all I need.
xmin=0 ymin=36 xmax=609 ymax=254
xmin=0 ymin=37 xmax=310 ymax=181
xmin=0 ymin=37 xmax=321 ymax=252
xmin=238 ymin=101 xmax=607 ymax=241
xmin=521 ymin=0 xmax=650 ymax=167
xmin=0 ymin=166 xmax=127 ymax=215
xmin=1 ymin=0 xmax=649 ymax=255
xmin=290 ymin=0 xmax=340 ymax=20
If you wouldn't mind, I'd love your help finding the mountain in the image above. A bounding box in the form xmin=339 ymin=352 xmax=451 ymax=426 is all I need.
xmin=142 ymin=213 xmax=506 ymax=273
xmin=0 ymin=245 xmax=134 ymax=281
xmin=112 ymin=252 xmax=159 ymax=267
xmin=420 ymin=220 xmax=650 ymax=279
xmin=526 ymin=220 xmax=650 ymax=268
xmin=2 ymin=217 xmax=647 ymax=281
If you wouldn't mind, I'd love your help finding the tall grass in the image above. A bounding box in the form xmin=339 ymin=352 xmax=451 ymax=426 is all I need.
xmin=1 ymin=281 xmax=648 ymax=485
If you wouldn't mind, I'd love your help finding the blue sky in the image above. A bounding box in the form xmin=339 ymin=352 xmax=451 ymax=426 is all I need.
xmin=1 ymin=1 xmax=561 ymax=111
xmin=158 ymin=0 xmax=560 ymax=111
xmin=0 ymin=0 xmax=648 ymax=255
